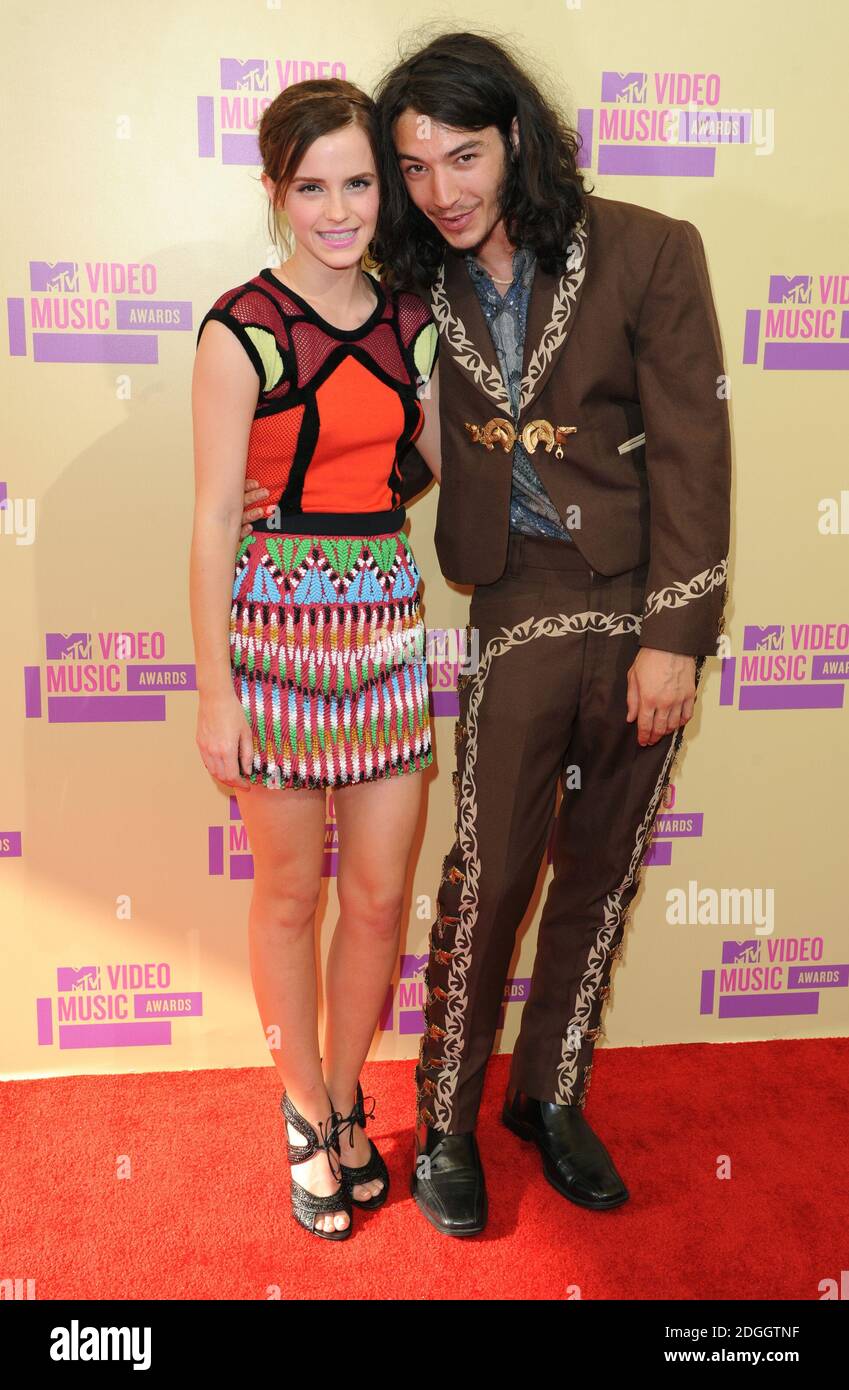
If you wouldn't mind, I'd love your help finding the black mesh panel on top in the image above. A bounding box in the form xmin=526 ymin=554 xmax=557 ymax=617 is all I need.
xmin=225 ymin=288 xmax=290 ymax=346
xmin=360 ymin=322 xmax=407 ymax=382
xmin=289 ymin=321 xmax=340 ymax=391
xmin=289 ymin=318 xmax=410 ymax=391
xmin=213 ymin=286 xmax=293 ymax=401
xmin=396 ymin=290 xmax=433 ymax=348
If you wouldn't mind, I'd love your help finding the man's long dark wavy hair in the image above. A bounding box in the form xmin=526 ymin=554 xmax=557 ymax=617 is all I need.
xmin=371 ymin=28 xmax=594 ymax=295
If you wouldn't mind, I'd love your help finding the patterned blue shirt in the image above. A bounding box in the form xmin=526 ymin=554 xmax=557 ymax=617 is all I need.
xmin=464 ymin=245 xmax=573 ymax=541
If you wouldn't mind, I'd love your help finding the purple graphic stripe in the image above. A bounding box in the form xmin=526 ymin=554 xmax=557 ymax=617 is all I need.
xmin=34 ymin=334 xmax=159 ymax=365
xmin=739 ymin=684 xmax=843 ymax=710
xmin=37 ymin=998 xmax=53 ymax=1044
xmin=430 ymin=690 xmax=459 ymax=717
xmin=643 ymin=841 xmax=672 ymax=867
xmin=743 ymin=309 xmax=761 ymax=364
xmin=59 ymin=1021 xmax=172 ymax=1047
xmin=47 ymin=695 xmax=168 ymax=728
xmin=718 ymin=993 xmax=819 ymax=1019
xmin=763 ymin=343 xmax=849 ymax=370
xmin=47 ymin=695 xmax=168 ymax=721
xmin=208 ymin=826 xmax=224 ymax=875
xmin=24 ymin=666 xmax=42 ymax=717
xmin=700 ymin=970 xmax=715 ymax=1015
xmin=197 ymin=95 xmax=215 ymax=157
xmin=719 ymin=656 xmax=736 ymax=705
xmin=598 ymin=146 xmax=716 ymax=176
xmin=378 ymin=984 xmax=393 ymax=1032
xmin=576 ymin=107 xmax=594 ymax=169
xmin=399 ymin=1010 xmax=425 ymax=1036
xmin=221 ymin=134 xmax=261 ymax=166
xmin=1 ymin=830 xmax=22 ymax=858
xmin=230 ymin=855 xmax=253 ymax=880
xmin=7 ymin=298 xmax=26 ymax=355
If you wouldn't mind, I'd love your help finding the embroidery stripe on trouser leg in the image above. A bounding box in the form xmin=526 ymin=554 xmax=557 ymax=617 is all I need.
xmin=415 ymin=538 xmax=642 ymax=1133
xmin=553 ymin=653 xmax=707 ymax=1109
xmin=505 ymin=559 xmax=711 ymax=1110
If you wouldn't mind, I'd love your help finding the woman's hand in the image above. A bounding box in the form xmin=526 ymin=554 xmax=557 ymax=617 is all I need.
xmin=196 ymin=691 xmax=255 ymax=788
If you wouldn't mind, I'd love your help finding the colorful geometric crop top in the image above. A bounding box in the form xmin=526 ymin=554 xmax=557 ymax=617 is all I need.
xmin=196 ymin=268 xmax=438 ymax=537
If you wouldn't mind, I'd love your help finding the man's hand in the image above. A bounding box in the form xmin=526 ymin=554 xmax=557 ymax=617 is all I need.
xmin=240 ymin=477 xmax=274 ymax=539
xmin=626 ymin=647 xmax=697 ymax=746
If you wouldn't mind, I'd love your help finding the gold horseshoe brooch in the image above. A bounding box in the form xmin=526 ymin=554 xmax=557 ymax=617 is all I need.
xmin=464 ymin=417 xmax=578 ymax=459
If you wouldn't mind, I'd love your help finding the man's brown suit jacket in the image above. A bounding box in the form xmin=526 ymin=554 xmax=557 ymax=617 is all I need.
xmin=398 ymin=192 xmax=732 ymax=657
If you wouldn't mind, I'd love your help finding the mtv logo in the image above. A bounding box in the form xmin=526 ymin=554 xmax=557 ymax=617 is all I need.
xmin=399 ymin=953 xmax=428 ymax=980
xmin=743 ymin=624 xmax=783 ymax=652
xmin=46 ymin=632 xmax=92 ymax=660
xmin=722 ymin=941 xmax=760 ymax=965
xmin=219 ymin=58 xmax=268 ymax=92
xmin=601 ymin=71 xmax=647 ymax=104
xmin=768 ymin=275 xmax=812 ymax=306
xmin=57 ymin=965 xmax=101 ymax=991
xmin=30 ymin=261 xmax=78 ymax=293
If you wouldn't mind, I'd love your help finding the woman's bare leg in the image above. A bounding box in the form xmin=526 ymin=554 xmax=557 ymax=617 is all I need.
xmin=236 ymin=783 xmax=349 ymax=1234
xmin=323 ymin=769 xmax=424 ymax=1200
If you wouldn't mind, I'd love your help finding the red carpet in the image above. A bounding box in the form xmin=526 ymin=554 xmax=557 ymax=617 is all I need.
xmin=3 ymin=1038 xmax=846 ymax=1300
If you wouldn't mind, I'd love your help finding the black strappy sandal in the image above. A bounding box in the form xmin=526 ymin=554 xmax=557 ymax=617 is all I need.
xmin=280 ymin=1090 xmax=353 ymax=1241
xmin=336 ymin=1080 xmax=390 ymax=1210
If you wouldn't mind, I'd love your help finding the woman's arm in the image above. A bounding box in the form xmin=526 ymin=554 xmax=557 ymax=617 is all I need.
xmin=414 ymin=360 xmax=441 ymax=484
xmin=189 ymin=320 xmax=258 ymax=784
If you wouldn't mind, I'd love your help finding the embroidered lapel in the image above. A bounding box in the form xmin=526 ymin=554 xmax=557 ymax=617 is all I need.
xmin=429 ymin=248 xmax=511 ymax=410
xmin=518 ymin=212 xmax=588 ymax=415
xmin=427 ymin=211 xmax=589 ymax=417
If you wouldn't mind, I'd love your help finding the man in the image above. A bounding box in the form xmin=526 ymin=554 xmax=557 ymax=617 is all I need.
xmin=242 ymin=32 xmax=732 ymax=1237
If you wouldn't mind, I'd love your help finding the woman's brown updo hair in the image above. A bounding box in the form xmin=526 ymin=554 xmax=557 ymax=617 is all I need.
xmin=256 ymin=78 xmax=381 ymax=269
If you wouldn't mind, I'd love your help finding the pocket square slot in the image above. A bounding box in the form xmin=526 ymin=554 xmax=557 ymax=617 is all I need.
xmin=617 ymin=432 xmax=646 ymax=455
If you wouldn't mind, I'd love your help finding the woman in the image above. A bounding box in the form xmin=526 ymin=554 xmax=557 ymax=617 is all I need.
xmin=189 ymin=78 xmax=441 ymax=1240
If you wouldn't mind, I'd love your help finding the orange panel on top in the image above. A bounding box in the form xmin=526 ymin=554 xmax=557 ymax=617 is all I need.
xmin=246 ymin=405 xmax=304 ymax=505
xmin=303 ymin=354 xmax=406 ymax=511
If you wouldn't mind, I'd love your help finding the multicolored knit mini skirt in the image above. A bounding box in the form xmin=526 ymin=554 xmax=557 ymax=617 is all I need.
xmin=230 ymin=528 xmax=433 ymax=790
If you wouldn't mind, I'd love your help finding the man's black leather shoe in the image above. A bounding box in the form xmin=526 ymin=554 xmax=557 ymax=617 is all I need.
xmin=410 ymin=1122 xmax=487 ymax=1236
xmin=502 ymin=1088 xmax=629 ymax=1209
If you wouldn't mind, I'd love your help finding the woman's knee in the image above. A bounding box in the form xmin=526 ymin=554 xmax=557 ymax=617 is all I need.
xmin=337 ymin=882 xmax=405 ymax=939
xmin=250 ymin=875 xmax=321 ymax=931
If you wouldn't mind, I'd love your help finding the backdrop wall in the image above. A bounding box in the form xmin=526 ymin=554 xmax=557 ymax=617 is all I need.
xmin=3 ymin=0 xmax=847 ymax=1080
